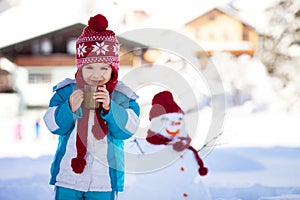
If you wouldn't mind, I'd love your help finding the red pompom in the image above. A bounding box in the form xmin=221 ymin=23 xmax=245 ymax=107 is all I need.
xmin=199 ymin=167 xmax=208 ymax=176
xmin=88 ymin=14 xmax=108 ymax=32
xmin=71 ymin=157 xmax=87 ymax=174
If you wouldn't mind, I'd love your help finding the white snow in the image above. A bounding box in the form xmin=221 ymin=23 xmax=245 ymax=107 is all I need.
xmin=0 ymin=107 xmax=299 ymax=200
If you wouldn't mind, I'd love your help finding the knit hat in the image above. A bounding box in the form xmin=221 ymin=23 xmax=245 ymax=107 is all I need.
xmin=147 ymin=91 xmax=208 ymax=176
xmin=76 ymin=14 xmax=120 ymax=70
xmin=149 ymin=91 xmax=184 ymax=120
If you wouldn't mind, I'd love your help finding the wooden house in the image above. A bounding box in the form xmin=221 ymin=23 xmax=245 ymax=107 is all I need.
xmin=183 ymin=6 xmax=258 ymax=57
xmin=0 ymin=23 xmax=148 ymax=107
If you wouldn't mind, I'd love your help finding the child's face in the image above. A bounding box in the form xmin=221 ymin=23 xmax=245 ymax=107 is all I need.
xmin=82 ymin=63 xmax=112 ymax=86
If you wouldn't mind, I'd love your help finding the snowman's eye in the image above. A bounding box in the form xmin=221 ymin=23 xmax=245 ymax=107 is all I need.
xmin=161 ymin=117 xmax=169 ymax=122
xmin=178 ymin=117 xmax=183 ymax=121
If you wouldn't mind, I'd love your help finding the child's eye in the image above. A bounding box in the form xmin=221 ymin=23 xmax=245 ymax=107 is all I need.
xmin=85 ymin=66 xmax=93 ymax=70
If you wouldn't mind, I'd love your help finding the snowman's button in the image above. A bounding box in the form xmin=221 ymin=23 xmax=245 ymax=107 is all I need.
xmin=180 ymin=167 xmax=185 ymax=171
xmin=183 ymin=193 xmax=188 ymax=197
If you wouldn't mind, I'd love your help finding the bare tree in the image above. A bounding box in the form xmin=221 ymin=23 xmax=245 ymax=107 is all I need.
xmin=257 ymin=0 xmax=300 ymax=111
xmin=258 ymin=0 xmax=300 ymax=73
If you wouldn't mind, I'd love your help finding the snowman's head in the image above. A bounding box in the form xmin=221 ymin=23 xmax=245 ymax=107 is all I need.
xmin=149 ymin=91 xmax=185 ymax=139
xmin=150 ymin=112 xmax=184 ymax=138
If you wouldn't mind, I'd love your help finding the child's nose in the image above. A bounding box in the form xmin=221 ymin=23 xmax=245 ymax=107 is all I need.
xmin=93 ymin=69 xmax=104 ymax=78
xmin=92 ymin=73 xmax=101 ymax=79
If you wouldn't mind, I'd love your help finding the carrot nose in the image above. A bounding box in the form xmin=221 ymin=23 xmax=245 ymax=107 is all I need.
xmin=171 ymin=121 xmax=181 ymax=126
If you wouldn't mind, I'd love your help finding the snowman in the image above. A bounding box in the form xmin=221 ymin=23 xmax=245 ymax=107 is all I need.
xmin=119 ymin=91 xmax=210 ymax=200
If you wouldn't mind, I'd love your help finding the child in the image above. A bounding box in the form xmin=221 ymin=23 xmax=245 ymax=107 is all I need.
xmin=43 ymin=14 xmax=140 ymax=200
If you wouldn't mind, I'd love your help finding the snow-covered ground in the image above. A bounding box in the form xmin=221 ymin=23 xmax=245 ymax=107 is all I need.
xmin=0 ymin=108 xmax=300 ymax=200
xmin=1 ymin=146 xmax=300 ymax=200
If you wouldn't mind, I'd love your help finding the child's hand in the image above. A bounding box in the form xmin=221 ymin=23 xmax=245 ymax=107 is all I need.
xmin=69 ymin=89 xmax=84 ymax=112
xmin=94 ymin=85 xmax=110 ymax=111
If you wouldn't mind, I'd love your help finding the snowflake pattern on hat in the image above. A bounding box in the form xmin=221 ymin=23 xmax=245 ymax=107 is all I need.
xmin=92 ymin=42 xmax=109 ymax=55
xmin=77 ymin=43 xmax=87 ymax=57
xmin=112 ymin=44 xmax=120 ymax=55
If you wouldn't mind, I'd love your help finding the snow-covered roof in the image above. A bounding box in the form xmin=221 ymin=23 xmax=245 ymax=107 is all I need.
xmin=0 ymin=7 xmax=88 ymax=48
xmin=124 ymin=0 xmax=276 ymax=35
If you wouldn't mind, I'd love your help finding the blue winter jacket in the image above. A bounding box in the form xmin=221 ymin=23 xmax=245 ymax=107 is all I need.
xmin=43 ymin=79 xmax=140 ymax=192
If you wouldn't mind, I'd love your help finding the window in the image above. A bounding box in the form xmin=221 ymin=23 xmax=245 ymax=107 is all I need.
xmin=67 ymin=38 xmax=77 ymax=55
xmin=40 ymin=39 xmax=53 ymax=55
xmin=243 ymin=29 xmax=249 ymax=40
xmin=208 ymin=13 xmax=216 ymax=20
xmin=28 ymin=73 xmax=51 ymax=84
xmin=31 ymin=38 xmax=53 ymax=55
